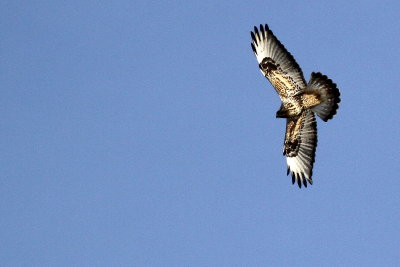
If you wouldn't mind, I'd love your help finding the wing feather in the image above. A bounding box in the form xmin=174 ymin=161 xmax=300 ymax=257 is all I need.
xmin=284 ymin=110 xmax=317 ymax=188
xmin=251 ymin=24 xmax=306 ymax=97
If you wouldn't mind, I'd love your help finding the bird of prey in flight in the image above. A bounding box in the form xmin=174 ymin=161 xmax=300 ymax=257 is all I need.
xmin=250 ymin=24 xmax=340 ymax=188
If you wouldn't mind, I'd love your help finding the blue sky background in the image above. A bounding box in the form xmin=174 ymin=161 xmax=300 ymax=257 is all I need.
xmin=2 ymin=0 xmax=400 ymax=266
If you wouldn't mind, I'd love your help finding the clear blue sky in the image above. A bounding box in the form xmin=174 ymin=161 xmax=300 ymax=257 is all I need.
xmin=2 ymin=0 xmax=400 ymax=266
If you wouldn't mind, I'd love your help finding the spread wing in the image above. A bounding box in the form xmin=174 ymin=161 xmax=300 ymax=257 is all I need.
xmin=284 ymin=110 xmax=317 ymax=188
xmin=251 ymin=24 xmax=306 ymax=97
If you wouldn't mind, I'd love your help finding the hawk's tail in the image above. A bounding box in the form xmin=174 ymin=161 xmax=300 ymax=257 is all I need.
xmin=306 ymin=72 xmax=341 ymax=122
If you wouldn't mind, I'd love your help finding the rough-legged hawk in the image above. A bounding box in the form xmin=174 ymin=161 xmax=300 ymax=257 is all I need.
xmin=250 ymin=24 xmax=341 ymax=188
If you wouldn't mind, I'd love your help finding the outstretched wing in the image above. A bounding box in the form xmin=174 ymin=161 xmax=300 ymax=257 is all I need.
xmin=251 ymin=24 xmax=306 ymax=97
xmin=284 ymin=110 xmax=317 ymax=188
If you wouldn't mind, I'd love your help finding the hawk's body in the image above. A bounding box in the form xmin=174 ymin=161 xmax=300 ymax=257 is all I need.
xmin=251 ymin=24 xmax=340 ymax=187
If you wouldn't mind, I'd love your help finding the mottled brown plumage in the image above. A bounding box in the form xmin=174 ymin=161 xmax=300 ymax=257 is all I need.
xmin=251 ymin=24 xmax=341 ymax=187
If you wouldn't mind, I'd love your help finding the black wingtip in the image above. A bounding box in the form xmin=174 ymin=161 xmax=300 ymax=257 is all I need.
xmin=302 ymin=174 xmax=307 ymax=187
xmin=254 ymin=27 xmax=260 ymax=44
xmin=251 ymin=43 xmax=257 ymax=54
xmin=254 ymin=26 xmax=259 ymax=36
xmin=292 ymin=174 xmax=295 ymax=184
xmin=260 ymin=24 xmax=265 ymax=39
xmin=250 ymin=31 xmax=257 ymax=44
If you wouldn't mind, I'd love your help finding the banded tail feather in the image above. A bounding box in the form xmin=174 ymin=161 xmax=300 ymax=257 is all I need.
xmin=305 ymin=72 xmax=341 ymax=122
